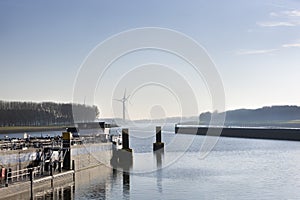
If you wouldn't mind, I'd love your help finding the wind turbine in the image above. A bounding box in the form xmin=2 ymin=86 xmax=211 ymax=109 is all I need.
xmin=114 ymin=89 xmax=130 ymax=121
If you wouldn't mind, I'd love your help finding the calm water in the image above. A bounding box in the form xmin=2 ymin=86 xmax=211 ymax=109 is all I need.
xmin=11 ymin=125 xmax=300 ymax=199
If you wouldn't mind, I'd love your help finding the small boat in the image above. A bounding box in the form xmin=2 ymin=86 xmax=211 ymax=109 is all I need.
xmin=108 ymin=128 xmax=122 ymax=149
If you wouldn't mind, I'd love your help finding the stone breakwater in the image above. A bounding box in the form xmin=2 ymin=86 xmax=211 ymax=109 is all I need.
xmin=175 ymin=126 xmax=300 ymax=141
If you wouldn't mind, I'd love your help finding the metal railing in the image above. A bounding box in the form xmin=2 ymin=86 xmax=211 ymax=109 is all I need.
xmin=0 ymin=134 xmax=109 ymax=151
xmin=0 ymin=166 xmax=41 ymax=187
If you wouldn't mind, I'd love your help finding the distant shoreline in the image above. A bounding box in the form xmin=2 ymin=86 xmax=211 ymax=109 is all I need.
xmin=0 ymin=126 xmax=65 ymax=134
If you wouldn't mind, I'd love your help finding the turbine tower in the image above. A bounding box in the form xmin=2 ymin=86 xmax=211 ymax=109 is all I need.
xmin=114 ymin=89 xmax=130 ymax=121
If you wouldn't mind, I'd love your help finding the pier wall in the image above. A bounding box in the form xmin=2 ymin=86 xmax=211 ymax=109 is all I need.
xmin=0 ymin=149 xmax=37 ymax=171
xmin=175 ymin=127 xmax=300 ymax=141
xmin=0 ymin=170 xmax=74 ymax=200
xmin=0 ymin=142 xmax=113 ymax=171
xmin=72 ymin=143 xmax=112 ymax=171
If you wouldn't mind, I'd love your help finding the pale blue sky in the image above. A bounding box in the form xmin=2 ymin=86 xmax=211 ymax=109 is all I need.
xmin=1 ymin=0 xmax=300 ymax=119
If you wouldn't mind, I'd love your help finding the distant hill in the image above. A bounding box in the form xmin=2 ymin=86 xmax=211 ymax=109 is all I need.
xmin=199 ymin=105 xmax=300 ymax=128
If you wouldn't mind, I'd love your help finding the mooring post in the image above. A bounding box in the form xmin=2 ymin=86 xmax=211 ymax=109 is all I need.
xmin=50 ymin=163 xmax=54 ymax=188
xmin=5 ymin=168 xmax=8 ymax=187
xmin=156 ymin=126 xmax=162 ymax=143
xmin=153 ymin=126 xmax=164 ymax=151
xmin=30 ymin=169 xmax=34 ymax=200
xmin=122 ymin=129 xmax=129 ymax=150
xmin=58 ymin=161 xmax=62 ymax=173
xmin=72 ymin=160 xmax=75 ymax=182
xmin=118 ymin=129 xmax=133 ymax=169
xmin=50 ymin=163 xmax=53 ymax=176
xmin=99 ymin=122 xmax=105 ymax=131
xmin=122 ymin=129 xmax=131 ymax=152
xmin=62 ymin=132 xmax=72 ymax=170
xmin=8 ymin=168 xmax=12 ymax=183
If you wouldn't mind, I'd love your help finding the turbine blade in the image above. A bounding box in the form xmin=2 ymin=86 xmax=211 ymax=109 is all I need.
xmin=113 ymin=99 xmax=123 ymax=102
xmin=125 ymin=95 xmax=130 ymax=101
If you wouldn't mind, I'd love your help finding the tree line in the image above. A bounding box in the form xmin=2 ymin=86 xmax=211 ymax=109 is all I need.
xmin=0 ymin=100 xmax=100 ymax=126
xmin=199 ymin=105 xmax=300 ymax=127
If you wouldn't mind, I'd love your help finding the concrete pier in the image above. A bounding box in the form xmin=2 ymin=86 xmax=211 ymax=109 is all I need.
xmin=121 ymin=129 xmax=131 ymax=152
xmin=175 ymin=125 xmax=300 ymax=141
xmin=153 ymin=126 xmax=164 ymax=151
xmin=110 ymin=129 xmax=133 ymax=172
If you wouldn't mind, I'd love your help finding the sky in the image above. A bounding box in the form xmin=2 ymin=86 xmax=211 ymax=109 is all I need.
xmin=1 ymin=0 xmax=300 ymax=120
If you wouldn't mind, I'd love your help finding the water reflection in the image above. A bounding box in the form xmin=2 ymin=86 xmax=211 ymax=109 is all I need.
xmin=123 ymin=171 xmax=130 ymax=200
xmin=74 ymin=165 xmax=110 ymax=199
xmin=154 ymin=149 xmax=164 ymax=194
xmin=35 ymin=184 xmax=74 ymax=200
xmin=110 ymin=147 xmax=133 ymax=200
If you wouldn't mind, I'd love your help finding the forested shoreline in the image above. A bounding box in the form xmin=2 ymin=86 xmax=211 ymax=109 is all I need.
xmin=199 ymin=105 xmax=300 ymax=127
xmin=0 ymin=101 xmax=99 ymax=127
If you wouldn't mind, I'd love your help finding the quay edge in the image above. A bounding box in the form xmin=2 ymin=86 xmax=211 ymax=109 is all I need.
xmin=175 ymin=125 xmax=300 ymax=141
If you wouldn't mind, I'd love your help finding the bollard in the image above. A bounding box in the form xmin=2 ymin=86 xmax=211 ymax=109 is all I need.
xmin=8 ymin=168 xmax=12 ymax=183
xmin=50 ymin=163 xmax=53 ymax=176
xmin=99 ymin=122 xmax=105 ymax=130
xmin=62 ymin=132 xmax=72 ymax=170
xmin=156 ymin=126 xmax=162 ymax=143
xmin=58 ymin=162 xmax=62 ymax=173
xmin=118 ymin=129 xmax=133 ymax=169
xmin=5 ymin=168 xmax=8 ymax=187
xmin=122 ymin=129 xmax=129 ymax=150
xmin=122 ymin=129 xmax=132 ymax=152
xmin=50 ymin=163 xmax=53 ymax=188
xmin=175 ymin=124 xmax=178 ymax=134
xmin=30 ymin=169 xmax=34 ymax=200
xmin=153 ymin=126 xmax=164 ymax=151
xmin=72 ymin=160 xmax=75 ymax=182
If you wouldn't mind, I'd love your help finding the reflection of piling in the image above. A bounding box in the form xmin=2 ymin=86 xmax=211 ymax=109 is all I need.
xmin=109 ymin=128 xmax=133 ymax=199
xmin=123 ymin=171 xmax=130 ymax=198
xmin=155 ymin=149 xmax=163 ymax=168
xmin=153 ymin=126 xmax=164 ymax=151
xmin=154 ymin=150 xmax=164 ymax=194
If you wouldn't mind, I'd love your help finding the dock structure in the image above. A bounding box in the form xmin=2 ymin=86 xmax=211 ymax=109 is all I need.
xmin=110 ymin=128 xmax=133 ymax=172
xmin=175 ymin=125 xmax=300 ymax=141
xmin=0 ymin=127 xmax=113 ymax=199
xmin=153 ymin=126 xmax=164 ymax=151
xmin=121 ymin=128 xmax=132 ymax=152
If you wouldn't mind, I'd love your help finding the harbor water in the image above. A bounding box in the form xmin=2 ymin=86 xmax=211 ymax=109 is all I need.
xmin=5 ymin=125 xmax=300 ymax=199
